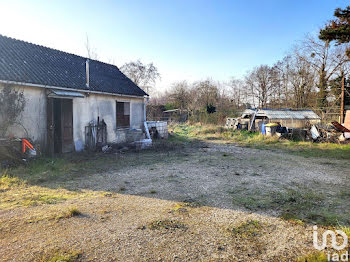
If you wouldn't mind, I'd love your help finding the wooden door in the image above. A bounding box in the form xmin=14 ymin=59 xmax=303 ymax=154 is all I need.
xmin=46 ymin=98 xmax=55 ymax=156
xmin=61 ymin=99 xmax=74 ymax=153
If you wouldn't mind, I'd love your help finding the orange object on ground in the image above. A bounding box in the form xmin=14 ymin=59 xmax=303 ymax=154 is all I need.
xmin=22 ymin=139 xmax=34 ymax=153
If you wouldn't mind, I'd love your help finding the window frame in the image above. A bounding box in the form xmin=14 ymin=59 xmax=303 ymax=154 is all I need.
xmin=116 ymin=101 xmax=130 ymax=128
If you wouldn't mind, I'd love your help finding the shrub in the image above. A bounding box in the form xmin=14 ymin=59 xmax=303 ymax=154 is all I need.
xmin=0 ymin=84 xmax=26 ymax=137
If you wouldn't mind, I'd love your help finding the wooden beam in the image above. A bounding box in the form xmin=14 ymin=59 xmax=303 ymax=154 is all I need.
xmin=341 ymin=75 xmax=345 ymax=124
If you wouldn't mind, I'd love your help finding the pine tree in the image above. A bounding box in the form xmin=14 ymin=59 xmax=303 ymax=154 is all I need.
xmin=319 ymin=6 xmax=350 ymax=111
xmin=319 ymin=6 xmax=350 ymax=49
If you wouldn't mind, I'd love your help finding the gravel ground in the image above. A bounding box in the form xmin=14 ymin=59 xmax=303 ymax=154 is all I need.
xmin=0 ymin=142 xmax=348 ymax=261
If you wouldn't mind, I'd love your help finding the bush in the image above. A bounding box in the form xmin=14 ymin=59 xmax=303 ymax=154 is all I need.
xmin=189 ymin=111 xmax=227 ymax=125
xmin=0 ymin=84 xmax=26 ymax=137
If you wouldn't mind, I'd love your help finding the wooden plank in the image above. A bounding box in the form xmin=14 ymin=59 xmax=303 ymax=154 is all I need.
xmin=61 ymin=99 xmax=74 ymax=153
xmin=46 ymin=98 xmax=54 ymax=156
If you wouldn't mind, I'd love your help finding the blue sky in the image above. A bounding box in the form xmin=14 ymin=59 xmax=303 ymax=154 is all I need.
xmin=0 ymin=0 xmax=349 ymax=91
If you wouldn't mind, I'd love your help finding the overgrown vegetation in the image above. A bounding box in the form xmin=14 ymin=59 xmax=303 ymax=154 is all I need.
xmin=0 ymin=84 xmax=26 ymax=137
xmin=170 ymin=124 xmax=350 ymax=160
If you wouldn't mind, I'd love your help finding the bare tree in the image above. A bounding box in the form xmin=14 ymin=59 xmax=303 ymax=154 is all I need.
xmin=245 ymin=65 xmax=276 ymax=108
xmin=85 ymin=35 xmax=99 ymax=60
xmin=0 ymin=85 xmax=26 ymax=137
xmin=169 ymin=81 xmax=191 ymax=110
xmin=120 ymin=60 xmax=161 ymax=93
xmin=287 ymin=55 xmax=316 ymax=108
xmin=193 ymin=79 xmax=219 ymax=110
xmin=297 ymin=35 xmax=349 ymax=108
xmin=272 ymin=57 xmax=293 ymax=108
xmin=228 ymin=77 xmax=245 ymax=108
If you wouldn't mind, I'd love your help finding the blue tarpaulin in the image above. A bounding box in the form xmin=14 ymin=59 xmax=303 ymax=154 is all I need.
xmin=261 ymin=123 xmax=266 ymax=135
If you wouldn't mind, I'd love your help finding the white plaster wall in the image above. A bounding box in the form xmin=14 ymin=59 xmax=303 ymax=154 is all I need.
xmin=0 ymin=84 xmax=145 ymax=152
xmin=131 ymin=101 xmax=145 ymax=128
xmin=0 ymin=84 xmax=47 ymax=149
xmin=72 ymin=93 xmax=145 ymax=151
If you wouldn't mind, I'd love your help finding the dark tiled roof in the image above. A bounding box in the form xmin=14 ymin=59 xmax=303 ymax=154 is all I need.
xmin=0 ymin=34 xmax=147 ymax=97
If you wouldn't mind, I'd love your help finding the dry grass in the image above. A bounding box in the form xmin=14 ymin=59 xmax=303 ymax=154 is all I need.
xmin=170 ymin=123 xmax=350 ymax=159
xmin=339 ymin=225 xmax=350 ymax=238
xmin=147 ymin=219 xmax=187 ymax=231
xmin=297 ymin=251 xmax=328 ymax=262
xmin=0 ymin=173 xmax=99 ymax=209
xmin=228 ymin=220 xmax=263 ymax=238
xmin=55 ymin=207 xmax=82 ymax=219
xmin=0 ymin=147 xmax=188 ymax=210
xmin=39 ymin=249 xmax=82 ymax=262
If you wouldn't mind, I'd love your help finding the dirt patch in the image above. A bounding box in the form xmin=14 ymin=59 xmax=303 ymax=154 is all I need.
xmin=0 ymin=141 xmax=349 ymax=261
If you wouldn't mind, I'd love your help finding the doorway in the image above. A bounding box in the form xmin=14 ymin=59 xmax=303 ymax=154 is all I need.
xmin=47 ymin=98 xmax=74 ymax=154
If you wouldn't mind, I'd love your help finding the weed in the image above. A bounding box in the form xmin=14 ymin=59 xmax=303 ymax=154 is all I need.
xmin=280 ymin=212 xmax=305 ymax=225
xmin=339 ymin=226 xmax=350 ymax=238
xmin=148 ymin=219 xmax=187 ymax=230
xmin=0 ymin=173 xmax=24 ymax=190
xmin=339 ymin=191 xmax=350 ymax=198
xmin=228 ymin=220 xmax=263 ymax=238
xmin=297 ymin=251 xmax=328 ymax=262
xmin=56 ymin=207 xmax=82 ymax=219
xmin=40 ymin=250 xmax=81 ymax=262
xmin=170 ymin=200 xmax=201 ymax=213
xmin=232 ymin=194 xmax=271 ymax=210
xmin=170 ymin=203 xmax=189 ymax=213
xmin=306 ymin=209 xmax=339 ymax=226
xmin=231 ymin=187 xmax=343 ymax=226
xmin=22 ymin=194 xmax=65 ymax=206
xmin=66 ymin=207 xmax=82 ymax=217
xmin=150 ymin=190 xmax=157 ymax=194
xmin=183 ymin=198 xmax=202 ymax=208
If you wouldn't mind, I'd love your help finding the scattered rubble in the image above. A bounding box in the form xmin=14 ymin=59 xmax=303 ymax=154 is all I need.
xmin=225 ymin=108 xmax=350 ymax=144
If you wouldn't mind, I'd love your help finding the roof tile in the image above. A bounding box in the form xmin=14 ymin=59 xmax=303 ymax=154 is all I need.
xmin=0 ymin=34 xmax=147 ymax=97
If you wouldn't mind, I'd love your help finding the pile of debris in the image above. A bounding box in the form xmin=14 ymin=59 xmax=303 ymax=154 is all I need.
xmin=225 ymin=109 xmax=350 ymax=144
xmin=308 ymin=122 xmax=350 ymax=143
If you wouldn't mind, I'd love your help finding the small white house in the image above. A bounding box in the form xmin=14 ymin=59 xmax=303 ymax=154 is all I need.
xmin=0 ymin=34 xmax=148 ymax=154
